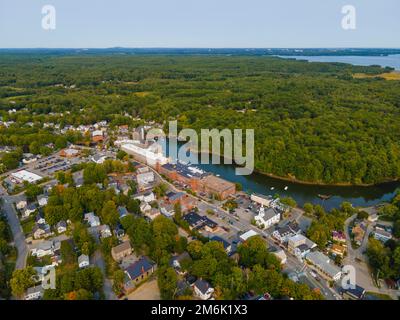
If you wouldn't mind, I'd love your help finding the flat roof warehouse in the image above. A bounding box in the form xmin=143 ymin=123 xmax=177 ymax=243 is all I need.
xmin=11 ymin=170 xmax=43 ymax=183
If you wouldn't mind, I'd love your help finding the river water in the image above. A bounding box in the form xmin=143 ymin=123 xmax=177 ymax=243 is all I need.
xmin=278 ymin=54 xmax=400 ymax=70
xmin=160 ymin=139 xmax=399 ymax=211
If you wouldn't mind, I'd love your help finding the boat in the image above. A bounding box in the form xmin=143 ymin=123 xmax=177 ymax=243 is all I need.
xmin=284 ymin=186 xmax=288 ymax=191
xmin=270 ymin=187 xmax=275 ymax=190
xmin=318 ymin=194 xmax=332 ymax=200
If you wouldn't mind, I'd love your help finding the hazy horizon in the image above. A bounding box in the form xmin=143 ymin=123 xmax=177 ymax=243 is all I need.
xmin=0 ymin=0 xmax=399 ymax=48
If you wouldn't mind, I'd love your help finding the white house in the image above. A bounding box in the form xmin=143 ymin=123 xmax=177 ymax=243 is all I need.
xmin=22 ymin=203 xmax=37 ymax=218
xmin=134 ymin=192 xmax=156 ymax=203
xmin=78 ymin=254 xmax=90 ymax=269
xmin=193 ymin=279 xmax=214 ymax=300
xmin=373 ymin=229 xmax=392 ymax=243
xmin=16 ymin=200 xmax=27 ymax=210
xmin=254 ymin=205 xmax=280 ymax=229
xmin=37 ymin=195 xmax=48 ymax=207
xmin=56 ymin=221 xmax=67 ymax=234
xmin=84 ymin=212 xmax=101 ymax=227
xmin=31 ymin=241 xmax=60 ymax=258
xmin=25 ymin=285 xmax=44 ymax=300
xmin=136 ymin=171 xmax=155 ymax=189
xmin=99 ymin=225 xmax=112 ymax=238
xmin=239 ymin=230 xmax=259 ymax=242
xmin=140 ymin=202 xmax=152 ymax=213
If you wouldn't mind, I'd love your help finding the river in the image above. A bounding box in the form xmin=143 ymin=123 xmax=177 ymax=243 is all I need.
xmin=160 ymin=139 xmax=399 ymax=211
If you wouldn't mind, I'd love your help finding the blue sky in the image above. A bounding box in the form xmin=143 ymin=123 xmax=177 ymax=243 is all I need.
xmin=0 ymin=0 xmax=399 ymax=48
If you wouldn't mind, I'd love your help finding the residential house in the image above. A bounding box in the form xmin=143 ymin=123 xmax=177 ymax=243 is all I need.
xmin=123 ymin=257 xmax=156 ymax=293
xmin=35 ymin=212 xmax=46 ymax=225
xmin=37 ymin=195 xmax=48 ymax=207
xmin=136 ymin=171 xmax=155 ymax=190
xmin=56 ymin=221 xmax=67 ymax=234
xmin=22 ymin=203 xmax=37 ymax=218
xmin=272 ymin=222 xmax=301 ymax=243
xmin=25 ymin=285 xmax=44 ymax=300
xmin=145 ymin=208 xmax=161 ymax=221
xmin=99 ymin=225 xmax=112 ymax=238
xmin=140 ymin=202 xmax=152 ymax=214
xmin=373 ymin=228 xmax=392 ymax=243
xmin=193 ymin=279 xmax=214 ymax=300
xmin=305 ymin=251 xmax=342 ymax=282
xmin=287 ymin=234 xmax=317 ymax=258
xmin=31 ymin=240 xmax=60 ymax=258
xmin=330 ymin=244 xmax=347 ymax=257
xmin=84 ymin=212 xmax=101 ymax=227
xmin=118 ymin=206 xmax=129 ymax=219
xmin=332 ymin=231 xmax=347 ymax=244
xmin=78 ymin=254 xmax=90 ymax=269
xmin=342 ymin=285 xmax=366 ymax=300
xmin=16 ymin=200 xmax=27 ymax=210
xmin=134 ymin=192 xmax=156 ymax=203
xmin=352 ymin=223 xmax=366 ymax=246
xmin=170 ymin=252 xmax=192 ymax=275
xmin=111 ymin=241 xmax=133 ymax=262
xmin=269 ymin=246 xmax=287 ymax=265
xmin=33 ymin=223 xmax=52 ymax=239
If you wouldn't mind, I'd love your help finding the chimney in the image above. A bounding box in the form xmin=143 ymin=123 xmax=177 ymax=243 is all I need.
xmin=141 ymin=266 xmax=145 ymax=274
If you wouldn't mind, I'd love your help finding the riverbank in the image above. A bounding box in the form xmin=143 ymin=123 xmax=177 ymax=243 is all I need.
xmin=183 ymin=143 xmax=399 ymax=187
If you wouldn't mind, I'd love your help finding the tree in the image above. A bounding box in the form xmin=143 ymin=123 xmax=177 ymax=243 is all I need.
xmin=237 ymin=236 xmax=280 ymax=270
xmin=303 ymin=203 xmax=314 ymax=214
xmin=153 ymin=183 xmax=168 ymax=198
xmin=158 ymin=267 xmax=178 ymax=300
xmin=127 ymin=198 xmax=141 ymax=214
xmin=100 ymin=200 xmax=119 ymax=227
xmin=25 ymin=183 xmax=43 ymax=202
xmin=116 ymin=150 xmax=128 ymax=160
xmin=10 ymin=267 xmax=36 ymax=297
xmin=112 ymin=270 xmax=125 ymax=295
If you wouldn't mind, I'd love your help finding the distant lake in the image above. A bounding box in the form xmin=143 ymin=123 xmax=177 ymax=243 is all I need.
xmin=279 ymin=54 xmax=400 ymax=70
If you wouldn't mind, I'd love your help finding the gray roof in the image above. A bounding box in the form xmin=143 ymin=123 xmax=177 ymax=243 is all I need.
xmin=125 ymin=257 xmax=154 ymax=279
xmin=306 ymin=251 xmax=341 ymax=278
xmin=194 ymin=279 xmax=212 ymax=295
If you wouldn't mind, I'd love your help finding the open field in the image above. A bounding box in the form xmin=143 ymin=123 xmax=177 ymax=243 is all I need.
xmin=353 ymin=72 xmax=400 ymax=80
xmin=126 ymin=279 xmax=161 ymax=300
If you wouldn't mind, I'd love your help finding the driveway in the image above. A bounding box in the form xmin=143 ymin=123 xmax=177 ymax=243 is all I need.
xmin=92 ymin=249 xmax=117 ymax=300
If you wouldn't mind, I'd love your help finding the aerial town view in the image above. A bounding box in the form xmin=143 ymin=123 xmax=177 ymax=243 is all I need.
xmin=0 ymin=0 xmax=399 ymax=313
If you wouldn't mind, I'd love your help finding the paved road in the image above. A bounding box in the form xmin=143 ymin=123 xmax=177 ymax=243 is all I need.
xmin=0 ymin=186 xmax=28 ymax=270
xmin=344 ymin=214 xmax=399 ymax=299
xmin=92 ymin=249 xmax=117 ymax=300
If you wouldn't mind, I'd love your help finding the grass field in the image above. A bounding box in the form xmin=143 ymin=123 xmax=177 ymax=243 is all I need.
xmin=353 ymin=72 xmax=400 ymax=80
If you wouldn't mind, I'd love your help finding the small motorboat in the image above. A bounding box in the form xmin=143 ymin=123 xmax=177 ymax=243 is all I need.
xmin=318 ymin=194 xmax=332 ymax=200
xmin=284 ymin=186 xmax=288 ymax=191
xmin=270 ymin=187 xmax=275 ymax=190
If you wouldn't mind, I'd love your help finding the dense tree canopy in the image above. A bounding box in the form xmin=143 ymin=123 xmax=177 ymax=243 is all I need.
xmin=1 ymin=54 xmax=400 ymax=185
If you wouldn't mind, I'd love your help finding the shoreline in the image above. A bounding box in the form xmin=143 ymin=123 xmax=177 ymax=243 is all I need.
xmin=175 ymin=143 xmax=400 ymax=188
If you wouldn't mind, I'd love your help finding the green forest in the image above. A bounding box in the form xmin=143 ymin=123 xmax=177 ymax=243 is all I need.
xmin=1 ymin=53 xmax=400 ymax=185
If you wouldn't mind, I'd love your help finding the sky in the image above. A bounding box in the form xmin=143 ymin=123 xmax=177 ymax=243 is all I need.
xmin=0 ymin=0 xmax=399 ymax=48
